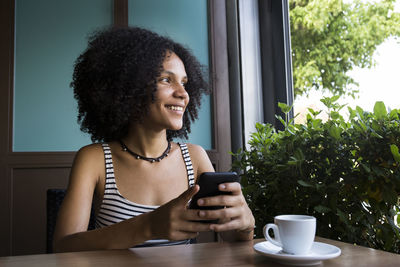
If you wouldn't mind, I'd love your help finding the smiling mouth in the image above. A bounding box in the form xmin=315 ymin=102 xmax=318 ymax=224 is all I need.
xmin=166 ymin=105 xmax=184 ymax=111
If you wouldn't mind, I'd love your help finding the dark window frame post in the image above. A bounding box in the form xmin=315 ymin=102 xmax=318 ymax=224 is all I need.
xmin=259 ymin=0 xmax=294 ymax=129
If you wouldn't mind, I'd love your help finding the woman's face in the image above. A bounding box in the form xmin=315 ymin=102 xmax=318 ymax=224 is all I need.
xmin=144 ymin=52 xmax=189 ymax=131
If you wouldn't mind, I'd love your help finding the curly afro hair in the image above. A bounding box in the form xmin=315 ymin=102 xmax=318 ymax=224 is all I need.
xmin=72 ymin=26 xmax=209 ymax=142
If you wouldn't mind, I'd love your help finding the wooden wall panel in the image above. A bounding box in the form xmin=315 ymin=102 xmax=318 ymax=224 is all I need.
xmin=11 ymin=168 xmax=70 ymax=256
xmin=0 ymin=0 xmax=14 ymax=257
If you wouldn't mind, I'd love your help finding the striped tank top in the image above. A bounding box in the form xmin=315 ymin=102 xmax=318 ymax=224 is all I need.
xmin=95 ymin=143 xmax=195 ymax=247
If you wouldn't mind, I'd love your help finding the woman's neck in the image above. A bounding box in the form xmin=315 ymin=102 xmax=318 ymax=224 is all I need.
xmin=122 ymin=125 xmax=169 ymax=158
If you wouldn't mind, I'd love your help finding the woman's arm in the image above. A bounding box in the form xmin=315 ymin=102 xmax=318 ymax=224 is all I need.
xmin=53 ymin=144 xmax=153 ymax=252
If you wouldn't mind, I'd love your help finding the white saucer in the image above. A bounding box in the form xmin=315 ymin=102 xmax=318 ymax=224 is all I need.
xmin=253 ymin=241 xmax=341 ymax=266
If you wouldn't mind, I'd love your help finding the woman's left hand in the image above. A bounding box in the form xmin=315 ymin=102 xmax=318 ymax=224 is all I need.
xmin=196 ymin=182 xmax=255 ymax=234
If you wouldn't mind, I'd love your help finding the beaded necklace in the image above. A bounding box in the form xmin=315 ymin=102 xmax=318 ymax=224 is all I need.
xmin=119 ymin=140 xmax=171 ymax=163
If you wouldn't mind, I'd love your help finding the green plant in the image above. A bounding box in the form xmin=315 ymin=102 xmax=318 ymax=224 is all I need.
xmin=233 ymin=96 xmax=400 ymax=253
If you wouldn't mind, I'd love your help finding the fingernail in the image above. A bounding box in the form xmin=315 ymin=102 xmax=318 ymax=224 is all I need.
xmin=220 ymin=184 xmax=226 ymax=190
xmin=198 ymin=199 xmax=204 ymax=205
xmin=199 ymin=211 xmax=206 ymax=217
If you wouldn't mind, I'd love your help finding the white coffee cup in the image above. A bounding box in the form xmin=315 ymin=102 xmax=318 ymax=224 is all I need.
xmin=263 ymin=215 xmax=316 ymax=255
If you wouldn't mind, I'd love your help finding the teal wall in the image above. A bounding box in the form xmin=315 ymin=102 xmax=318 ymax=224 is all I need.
xmin=13 ymin=0 xmax=212 ymax=151
xmin=13 ymin=0 xmax=112 ymax=151
xmin=129 ymin=0 xmax=212 ymax=150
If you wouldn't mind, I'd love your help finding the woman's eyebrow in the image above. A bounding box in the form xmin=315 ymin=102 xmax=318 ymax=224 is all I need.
xmin=160 ymin=70 xmax=187 ymax=80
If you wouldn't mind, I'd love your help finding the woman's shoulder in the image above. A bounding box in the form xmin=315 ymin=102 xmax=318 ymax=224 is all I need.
xmin=76 ymin=143 xmax=105 ymax=156
xmin=178 ymin=142 xmax=207 ymax=157
xmin=73 ymin=143 xmax=107 ymax=167
xmin=183 ymin=142 xmax=205 ymax=152
xmin=68 ymin=143 xmax=107 ymax=188
xmin=180 ymin=143 xmax=214 ymax=174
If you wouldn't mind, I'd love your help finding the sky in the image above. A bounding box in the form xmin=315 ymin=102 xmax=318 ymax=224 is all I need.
xmin=293 ymin=0 xmax=400 ymax=120
xmin=346 ymin=36 xmax=400 ymax=111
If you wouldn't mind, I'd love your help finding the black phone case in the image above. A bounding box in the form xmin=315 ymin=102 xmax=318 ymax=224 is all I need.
xmin=189 ymin=172 xmax=240 ymax=210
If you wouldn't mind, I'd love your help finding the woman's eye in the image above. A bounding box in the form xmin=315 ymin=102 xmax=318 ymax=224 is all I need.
xmin=160 ymin=77 xmax=170 ymax=83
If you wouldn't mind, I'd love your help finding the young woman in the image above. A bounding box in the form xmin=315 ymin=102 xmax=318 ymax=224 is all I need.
xmin=53 ymin=27 xmax=255 ymax=252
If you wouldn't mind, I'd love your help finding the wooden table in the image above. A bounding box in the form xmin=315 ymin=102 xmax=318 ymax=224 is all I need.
xmin=1 ymin=237 xmax=399 ymax=266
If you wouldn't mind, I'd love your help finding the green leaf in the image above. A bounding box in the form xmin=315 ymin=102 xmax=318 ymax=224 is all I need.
xmin=331 ymin=95 xmax=340 ymax=102
xmin=278 ymin=102 xmax=292 ymax=114
xmin=370 ymin=132 xmax=383 ymax=139
xmin=389 ymin=109 xmax=399 ymax=120
xmin=275 ymin=115 xmax=286 ymax=127
xmin=371 ymin=121 xmax=380 ymax=132
xmin=337 ymin=209 xmax=349 ymax=224
xmin=330 ymin=111 xmax=340 ymax=120
xmin=390 ymin=144 xmax=400 ymax=163
xmin=298 ymin=180 xmax=313 ymax=187
xmin=328 ymin=124 xmax=342 ymax=139
xmin=356 ymin=106 xmax=364 ymax=117
xmin=348 ymin=107 xmax=357 ymax=120
xmin=360 ymin=163 xmax=371 ymax=173
xmin=397 ymin=212 xmax=400 ymax=226
xmin=320 ymin=97 xmax=332 ymax=108
xmin=314 ymin=205 xmax=331 ymax=213
xmin=294 ymin=148 xmax=305 ymax=161
xmin=312 ymin=119 xmax=322 ymax=128
xmin=308 ymin=108 xmax=322 ymax=117
xmin=386 ymin=216 xmax=400 ymax=239
xmin=373 ymin=101 xmax=387 ymax=120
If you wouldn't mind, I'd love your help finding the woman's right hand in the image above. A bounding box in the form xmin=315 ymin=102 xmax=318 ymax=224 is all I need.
xmin=148 ymin=185 xmax=212 ymax=241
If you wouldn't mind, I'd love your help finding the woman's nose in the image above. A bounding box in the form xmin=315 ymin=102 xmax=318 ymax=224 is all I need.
xmin=173 ymin=83 xmax=189 ymax=99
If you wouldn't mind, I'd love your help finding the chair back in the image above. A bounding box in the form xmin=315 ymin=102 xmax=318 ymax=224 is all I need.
xmin=46 ymin=189 xmax=96 ymax=253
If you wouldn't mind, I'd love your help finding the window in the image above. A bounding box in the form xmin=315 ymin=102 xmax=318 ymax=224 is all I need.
xmin=292 ymin=0 xmax=400 ymax=122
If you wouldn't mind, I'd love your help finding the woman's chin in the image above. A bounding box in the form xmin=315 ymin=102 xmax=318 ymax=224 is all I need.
xmin=167 ymin=123 xmax=183 ymax=131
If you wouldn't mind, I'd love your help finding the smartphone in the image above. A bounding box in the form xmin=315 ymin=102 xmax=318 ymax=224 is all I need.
xmin=189 ymin=172 xmax=240 ymax=210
